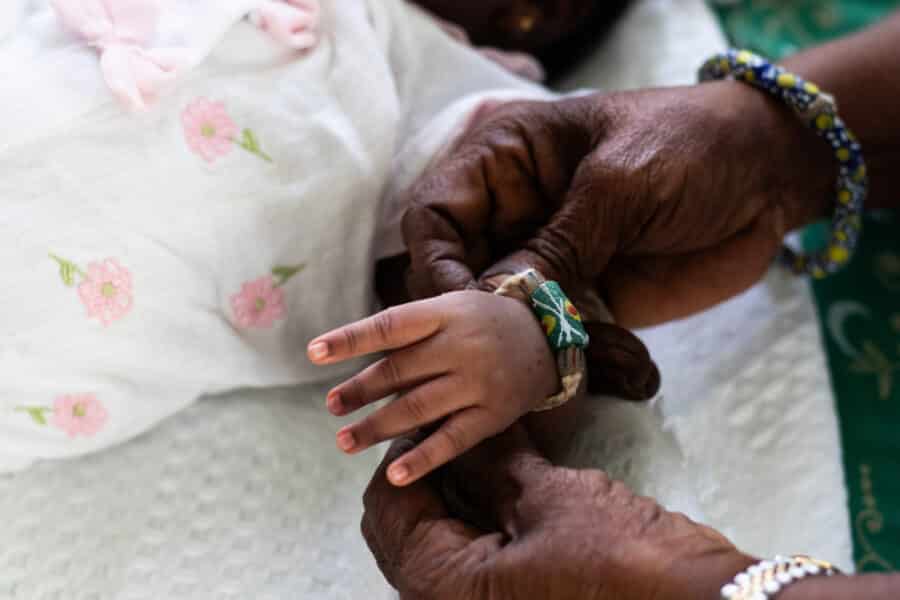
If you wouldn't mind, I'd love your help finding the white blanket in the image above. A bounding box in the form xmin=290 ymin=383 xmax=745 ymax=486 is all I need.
xmin=0 ymin=0 xmax=553 ymax=472
xmin=0 ymin=1 xmax=853 ymax=598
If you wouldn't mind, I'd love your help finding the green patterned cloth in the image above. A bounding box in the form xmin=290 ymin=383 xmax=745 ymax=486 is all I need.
xmin=805 ymin=215 xmax=900 ymax=573
xmin=710 ymin=0 xmax=899 ymax=59
xmin=709 ymin=0 xmax=900 ymax=573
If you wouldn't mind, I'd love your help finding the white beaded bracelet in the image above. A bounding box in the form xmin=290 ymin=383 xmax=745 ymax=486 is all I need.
xmin=721 ymin=555 xmax=841 ymax=600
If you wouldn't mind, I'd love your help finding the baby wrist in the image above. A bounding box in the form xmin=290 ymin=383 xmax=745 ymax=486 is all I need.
xmin=494 ymin=269 xmax=589 ymax=412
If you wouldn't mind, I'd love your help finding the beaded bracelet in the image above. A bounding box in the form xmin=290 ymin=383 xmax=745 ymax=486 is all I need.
xmin=494 ymin=270 xmax=589 ymax=412
xmin=699 ymin=49 xmax=868 ymax=279
xmin=721 ymin=555 xmax=841 ymax=599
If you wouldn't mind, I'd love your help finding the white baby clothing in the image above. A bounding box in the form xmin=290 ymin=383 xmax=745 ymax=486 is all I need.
xmin=0 ymin=0 xmax=555 ymax=471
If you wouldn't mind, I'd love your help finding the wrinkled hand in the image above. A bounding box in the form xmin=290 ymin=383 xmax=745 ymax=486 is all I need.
xmin=308 ymin=291 xmax=557 ymax=486
xmin=403 ymin=81 xmax=834 ymax=329
xmin=362 ymin=425 xmax=755 ymax=600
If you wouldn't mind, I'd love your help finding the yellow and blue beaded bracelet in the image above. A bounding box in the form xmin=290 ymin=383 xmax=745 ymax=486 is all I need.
xmin=699 ymin=49 xmax=868 ymax=279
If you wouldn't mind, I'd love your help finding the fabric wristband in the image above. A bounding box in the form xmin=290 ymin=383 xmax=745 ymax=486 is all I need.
xmin=494 ymin=269 xmax=588 ymax=412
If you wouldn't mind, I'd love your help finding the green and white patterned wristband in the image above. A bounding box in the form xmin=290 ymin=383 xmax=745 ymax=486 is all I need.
xmin=495 ymin=269 xmax=589 ymax=412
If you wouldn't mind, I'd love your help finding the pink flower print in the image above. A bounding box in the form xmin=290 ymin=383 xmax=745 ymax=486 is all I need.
xmin=182 ymin=97 xmax=239 ymax=163
xmin=77 ymin=259 xmax=134 ymax=326
xmin=231 ymin=275 xmax=286 ymax=329
xmin=51 ymin=394 xmax=108 ymax=438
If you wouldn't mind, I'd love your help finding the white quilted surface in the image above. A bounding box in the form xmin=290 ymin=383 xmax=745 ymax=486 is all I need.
xmin=597 ymin=271 xmax=852 ymax=567
xmin=0 ymin=386 xmax=391 ymax=600
xmin=0 ymin=2 xmax=853 ymax=598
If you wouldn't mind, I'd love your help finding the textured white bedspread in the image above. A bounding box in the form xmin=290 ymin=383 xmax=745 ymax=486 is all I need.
xmin=0 ymin=1 xmax=853 ymax=598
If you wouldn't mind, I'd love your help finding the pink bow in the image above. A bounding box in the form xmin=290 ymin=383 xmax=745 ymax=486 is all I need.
xmin=51 ymin=0 xmax=190 ymax=111
xmin=250 ymin=0 xmax=320 ymax=50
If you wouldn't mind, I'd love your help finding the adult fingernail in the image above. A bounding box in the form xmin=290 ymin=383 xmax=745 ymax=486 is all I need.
xmin=327 ymin=391 xmax=343 ymax=414
xmin=388 ymin=463 xmax=409 ymax=485
xmin=337 ymin=429 xmax=356 ymax=452
xmin=308 ymin=341 xmax=329 ymax=361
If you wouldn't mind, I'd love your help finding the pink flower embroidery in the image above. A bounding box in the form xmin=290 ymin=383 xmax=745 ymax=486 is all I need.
xmin=78 ymin=259 xmax=134 ymax=326
xmin=52 ymin=394 xmax=108 ymax=438
xmin=231 ymin=275 xmax=286 ymax=329
xmin=182 ymin=97 xmax=239 ymax=163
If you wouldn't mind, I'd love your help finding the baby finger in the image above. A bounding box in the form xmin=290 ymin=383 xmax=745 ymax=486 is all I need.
xmin=335 ymin=375 xmax=469 ymax=454
xmin=386 ymin=408 xmax=500 ymax=486
xmin=326 ymin=338 xmax=448 ymax=416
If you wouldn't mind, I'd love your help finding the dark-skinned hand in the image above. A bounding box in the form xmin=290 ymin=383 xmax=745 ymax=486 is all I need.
xmin=361 ymin=425 xmax=755 ymax=600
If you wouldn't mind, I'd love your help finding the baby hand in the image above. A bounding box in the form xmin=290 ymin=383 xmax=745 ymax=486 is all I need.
xmin=307 ymin=291 xmax=558 ymax=486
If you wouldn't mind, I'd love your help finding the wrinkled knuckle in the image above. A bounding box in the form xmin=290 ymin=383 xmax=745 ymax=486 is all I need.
xmin=529 ymin=224 xmax=589 ymax=285
xmin=585 ymin=146 xmax=626 ymax=178
xmin=403 ymin=391 xmax=429 ymax=424
xmin=379 ymin=356 xmax=403 ymax=387
xmin=405 ymin=182 xmax=429 ymax=211
xmin=373 ymin=310 xmax=394 ymax=344
xmin=342 ymin=327 xmax=359 ymax=355
xmin=635 ymin=494 xmax=664 ymax=523
xmin=407 ymin=169 xmax=446 ymax=209
xmin=585 ymin=97 xmax=617 ymax=137
xmin=576 ymin=468 xmax=613 ymax=496
xmin=609 ymin=479 xmax=631 ymax=501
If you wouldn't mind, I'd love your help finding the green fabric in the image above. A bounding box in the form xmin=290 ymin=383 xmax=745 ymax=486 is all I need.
xmin=804 ymin=214 xmax=900 ymax=573
xmin=711 ymin=0 xmax=900 ymax=60
xmin=710 ymin=0 xmax=900 ymax=572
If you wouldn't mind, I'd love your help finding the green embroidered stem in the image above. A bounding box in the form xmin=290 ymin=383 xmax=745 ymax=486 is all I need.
xmin=234 ymin=129 xmax=273 ymax=163
xmin=15 ymin=406 xmax=52 ymax=426
xmin=272 ymin=264 xmax=306 ymax=287
xmin=49 ymin=254 xmax=86 ymax=286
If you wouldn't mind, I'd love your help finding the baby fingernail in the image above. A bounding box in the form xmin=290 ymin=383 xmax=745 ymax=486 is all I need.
xmin=308 ymin=341 xmax=329 ymax=361
xmin=327 ymin=392 xmax=342 ymax=413
xmin=337 ymin=430 xmax=356 ymax=452
xmin=388 ymin=463 xmax=409 ymax=485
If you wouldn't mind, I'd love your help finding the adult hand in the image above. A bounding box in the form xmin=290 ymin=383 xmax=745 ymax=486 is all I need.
xmin=403 ymin=81 xmax=835 ymax=329
xmin=361 ymin=426 xmax=755 ymax=600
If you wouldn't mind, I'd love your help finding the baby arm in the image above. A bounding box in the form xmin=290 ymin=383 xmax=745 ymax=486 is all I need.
xmin=307 ymin=291 xmax=558 ymax=486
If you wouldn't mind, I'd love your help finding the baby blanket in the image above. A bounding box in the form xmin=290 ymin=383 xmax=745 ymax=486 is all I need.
xmin=0 ymin=0 xmax=553 ymax=472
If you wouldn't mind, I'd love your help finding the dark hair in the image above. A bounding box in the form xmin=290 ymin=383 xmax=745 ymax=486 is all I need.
xmin=533 ymin=1 xmax=632 ymax=82
xmin=413 ymin=1 xmax=632 ymax=81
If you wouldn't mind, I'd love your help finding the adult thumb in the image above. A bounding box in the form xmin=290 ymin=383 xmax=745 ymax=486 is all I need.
xmin=441 ymin=424 xmax=566 ymax=538
xmin=476 ymin=159 xmax=618 ymax=299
